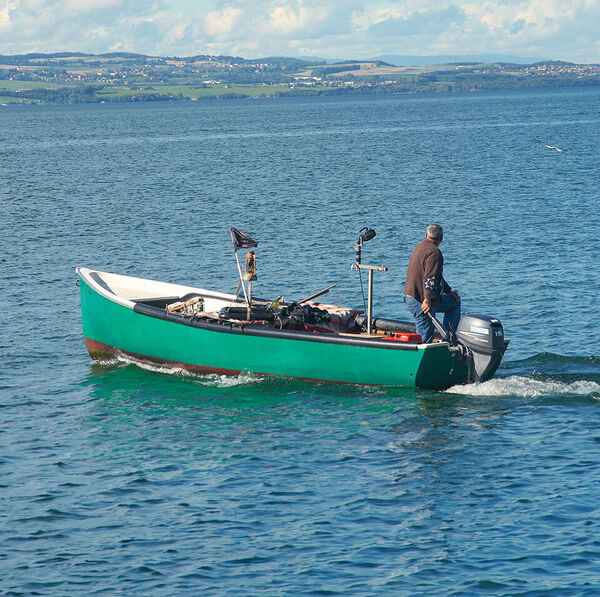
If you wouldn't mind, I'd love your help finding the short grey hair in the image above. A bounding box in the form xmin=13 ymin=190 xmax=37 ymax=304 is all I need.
xmin=426 ymin=224 xmax=444 ymax=240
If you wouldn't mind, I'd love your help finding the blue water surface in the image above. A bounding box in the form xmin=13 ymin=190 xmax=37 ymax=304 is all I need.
xmin=2 ymin=88 xmax=600 ymax=596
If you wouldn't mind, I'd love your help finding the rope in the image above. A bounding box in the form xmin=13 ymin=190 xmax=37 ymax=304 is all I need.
xmin=257 ymin=278 xmax=267 ymax=298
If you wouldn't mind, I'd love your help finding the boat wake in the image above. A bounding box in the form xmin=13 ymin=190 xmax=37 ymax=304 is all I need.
xmin=194 ymin=372 xmax=265 ymax=387
xmin=91 ymin=350 xmax=600 ymax=398
xmin=90 ymin=357 xmax=129 ymax=370
xmin=447 ymin=375 xmax=600 ymax=398
xmin=92 ymin=354 xmax=195 ymax=378
xmin=446 ymin=352 xmax=600 ymax=398
xmin=91 ymin=354 xmax=265 ymax=387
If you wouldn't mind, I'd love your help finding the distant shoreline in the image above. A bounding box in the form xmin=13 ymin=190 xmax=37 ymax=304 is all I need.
xmin=3 ymin=81 xmax=600 ymax=107
xmin=2 ymin=52 xmax=600 ymax=105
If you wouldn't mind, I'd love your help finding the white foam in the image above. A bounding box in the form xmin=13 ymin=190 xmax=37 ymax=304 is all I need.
xmin=91 ymin=357 xmax=127 ymax=369
xmin=194 ymin=372 xmax=264 ymax=387
xmin=110 ymin=354 xmax=195 ymax=378
xmin=95 ymin=352 xmax=264 ymax=386
xmin=446 ymin=375 xmax=600 ymax=398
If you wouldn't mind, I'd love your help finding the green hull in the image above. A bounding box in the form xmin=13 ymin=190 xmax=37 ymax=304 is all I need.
xmin=78 ymin=271 xmax=468 ymax=390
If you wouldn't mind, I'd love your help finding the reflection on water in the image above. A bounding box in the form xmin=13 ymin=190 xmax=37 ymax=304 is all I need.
xmin=84 ymin=361 xmax=421 ymax=421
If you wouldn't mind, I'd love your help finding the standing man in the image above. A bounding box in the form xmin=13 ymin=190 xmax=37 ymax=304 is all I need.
xmin=404 ymin=224 xmax=461 ymax=343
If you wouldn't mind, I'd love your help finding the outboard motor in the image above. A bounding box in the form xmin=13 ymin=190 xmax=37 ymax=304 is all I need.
xmin=456 ymin=315 xmax=507 ymax=383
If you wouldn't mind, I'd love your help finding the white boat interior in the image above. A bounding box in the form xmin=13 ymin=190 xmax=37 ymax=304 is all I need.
xmin=78 ymin=268 xmax=419 ymax=338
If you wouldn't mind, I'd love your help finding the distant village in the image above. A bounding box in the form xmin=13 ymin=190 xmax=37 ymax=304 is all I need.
xmin=1 ymin=53 xmax=600 ymax=104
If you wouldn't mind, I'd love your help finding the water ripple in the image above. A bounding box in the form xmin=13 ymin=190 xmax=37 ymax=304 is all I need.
xmin=3 ymin=90 xmax=600 ymax=596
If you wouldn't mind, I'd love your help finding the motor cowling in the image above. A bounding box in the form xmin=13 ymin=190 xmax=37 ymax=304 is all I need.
xmin=456 ymin=314 xmax=507 ymax=383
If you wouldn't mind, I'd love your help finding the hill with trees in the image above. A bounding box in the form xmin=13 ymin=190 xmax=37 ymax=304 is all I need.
xmin=1 ymin=53 xmax=599 ymax=104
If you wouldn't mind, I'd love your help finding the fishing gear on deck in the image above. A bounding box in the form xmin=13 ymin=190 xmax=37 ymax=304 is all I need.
xmin=298 ymin=282 xmax=341 ymax=304
xmin=166 ymin=296 xmax=204 ymax=315
xmin=273 ymin=303 xmax=331 ymax=330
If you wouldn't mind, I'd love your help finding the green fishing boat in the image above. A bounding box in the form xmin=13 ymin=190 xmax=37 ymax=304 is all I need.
xmin=77 ymin=228 xmax=508 ymax=390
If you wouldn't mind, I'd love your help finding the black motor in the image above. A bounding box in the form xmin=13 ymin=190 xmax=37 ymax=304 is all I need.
xmin=456 ymin=314 xmax=508 ymax=383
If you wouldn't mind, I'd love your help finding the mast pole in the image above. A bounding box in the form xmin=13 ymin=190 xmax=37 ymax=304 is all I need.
xmin=234 ymin=251 xmax=249 ymax=306
xmin=367 ymin=268 xmax=374 ymax=335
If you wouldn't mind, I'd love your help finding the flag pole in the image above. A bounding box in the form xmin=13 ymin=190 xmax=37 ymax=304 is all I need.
xmin=230 ymin=227 xmax=257 ymax=318
xmin=234 ymin=250 xmax=249 ymax=306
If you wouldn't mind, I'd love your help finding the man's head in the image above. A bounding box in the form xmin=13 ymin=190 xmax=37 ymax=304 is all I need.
xmin=426 ymin=224 xmax=443 ymax=245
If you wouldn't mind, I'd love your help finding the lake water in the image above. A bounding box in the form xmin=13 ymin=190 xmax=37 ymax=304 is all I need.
xmin=2 ymin=88 xmax=600 ymax=595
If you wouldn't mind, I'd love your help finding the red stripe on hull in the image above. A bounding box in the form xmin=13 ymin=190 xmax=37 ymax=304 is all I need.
xmin=83 ymin=337 xmax=368 ymax=386
xmin=84 ymin=337 xmax=242 ymax=376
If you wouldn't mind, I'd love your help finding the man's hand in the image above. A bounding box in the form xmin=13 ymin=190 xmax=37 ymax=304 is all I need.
xmin=421 ymin=297 xmax=431 ymax=314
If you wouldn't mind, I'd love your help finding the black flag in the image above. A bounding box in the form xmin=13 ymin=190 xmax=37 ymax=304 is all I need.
xmin=230 ymin=226 xmax=258 ymax=252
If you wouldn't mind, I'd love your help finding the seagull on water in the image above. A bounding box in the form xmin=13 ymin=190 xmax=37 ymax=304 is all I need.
xmin=546 ymin=144 xmax=563 ymax=152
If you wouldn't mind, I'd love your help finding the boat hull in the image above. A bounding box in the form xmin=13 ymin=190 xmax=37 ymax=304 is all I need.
xmin=78 ymin=271 xmax=469 ymax=390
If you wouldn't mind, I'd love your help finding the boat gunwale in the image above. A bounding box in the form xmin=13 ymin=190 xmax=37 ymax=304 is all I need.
xmin=131 ymin=301 xmax=438 ymax=352
xmin=77 ymin=267 xmax=248 ymax=310
xmin=78 ymin=267 xmax=453 ymax=353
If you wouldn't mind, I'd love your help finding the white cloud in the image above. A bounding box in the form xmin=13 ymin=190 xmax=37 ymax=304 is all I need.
xmin=0 ymin=0 xmax=599 ymax=61
xmin=0 ymin=1 xmax=18 ymax=28
xmin=204 ymin=6 xmax=243 ymax=39
xmin=265 ymin=1 xmax=346 ymax=37
xmin=62 ymin=0 xmax=122 ymax=12
xmin=0 ymin=0 xmax=172 ymax=54
xmin=462 ymin=0 xmax=574 ymax=31
xmin=269 ymin=4 xmax=313 ymax=35
xmin=455 ymin=0 xmax=600 ymax=60
xmin=200 ymin=0 xmax=356 ymax=46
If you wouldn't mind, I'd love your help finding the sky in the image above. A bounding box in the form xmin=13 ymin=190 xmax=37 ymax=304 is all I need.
xmin=1 ymin=0 xmax=599 ymax=63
